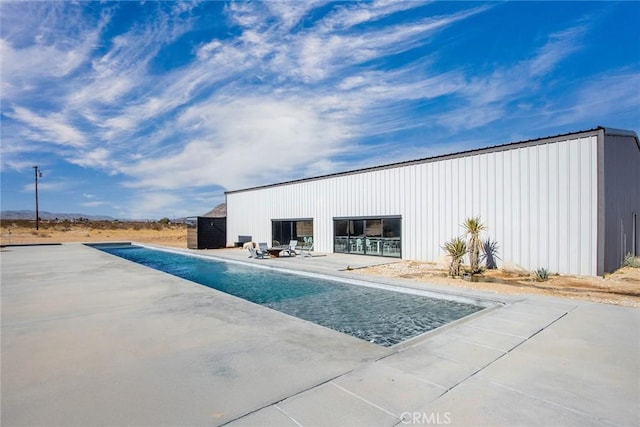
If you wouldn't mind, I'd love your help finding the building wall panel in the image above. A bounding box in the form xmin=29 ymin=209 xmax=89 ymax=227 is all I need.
xmin=602 ymin=133 xmax=640 ymax=273
xmin=226 ymin=133 xmax=603 ymax=275
xmin=547 ymin=142 xmax=559 ymax=273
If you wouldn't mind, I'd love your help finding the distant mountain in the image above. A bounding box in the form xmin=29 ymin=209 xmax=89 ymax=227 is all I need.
xmin=0 ymin=210 xmax=115 ymax=221
xmin=202 ymin=203 xmax=226 ymax=218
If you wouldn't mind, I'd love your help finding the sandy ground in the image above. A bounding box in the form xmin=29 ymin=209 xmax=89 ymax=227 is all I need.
xmin=0 ymin=223 xmax=188 ymax=248
xmin=2 ymin=224 xmax=639 ymax=307
xmin=353 ymin=261 xmax=640 ymax=308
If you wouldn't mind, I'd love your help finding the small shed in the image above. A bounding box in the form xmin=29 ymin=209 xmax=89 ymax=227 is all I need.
xmin=187 ymin=203 xmax=227 ymax=249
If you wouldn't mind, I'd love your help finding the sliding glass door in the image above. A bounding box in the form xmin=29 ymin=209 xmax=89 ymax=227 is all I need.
xmin=333 ymin=217 xmax=401 ymax=258
xmin=271 ymin=219 xmax=313 ymax=249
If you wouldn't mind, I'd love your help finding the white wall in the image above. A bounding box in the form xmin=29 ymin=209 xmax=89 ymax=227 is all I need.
xmin=227 ymin=134 xmax=599 ymax=276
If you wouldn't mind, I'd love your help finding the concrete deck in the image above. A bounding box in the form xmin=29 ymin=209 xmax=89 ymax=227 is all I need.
xmin=2 ymin=244 xmax=638 ymax=426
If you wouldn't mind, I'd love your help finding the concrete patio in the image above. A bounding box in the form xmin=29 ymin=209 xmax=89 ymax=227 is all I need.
xmin=1 ymin=244 xmax=638 ymax=426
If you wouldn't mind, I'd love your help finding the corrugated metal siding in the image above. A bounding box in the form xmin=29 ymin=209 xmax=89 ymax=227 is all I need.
xmin=602 ymin=133 xmax=640 ymax=273
xmin=227 ymin=134 xmax=600 ymax=275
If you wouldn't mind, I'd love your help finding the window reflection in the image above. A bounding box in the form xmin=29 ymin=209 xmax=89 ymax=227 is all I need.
xmin=334 ymin=217 xmax=401 ymax=258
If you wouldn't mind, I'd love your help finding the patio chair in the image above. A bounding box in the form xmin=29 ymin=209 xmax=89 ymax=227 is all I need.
xmin=258 ymin=242 xmax=271 ymax=258
xmin=281 ymin=240 xmax=298 ymax=257
xmin=300 ymin=237 xmax=313 ymax=257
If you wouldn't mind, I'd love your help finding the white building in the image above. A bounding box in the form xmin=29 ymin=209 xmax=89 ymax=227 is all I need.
xmin=226 ymin=127 xmax=639 ymax=276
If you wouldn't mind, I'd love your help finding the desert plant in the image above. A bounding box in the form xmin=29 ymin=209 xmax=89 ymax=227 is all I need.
xmin=534 ymin=267 xmax=550 ymax=282
xmin=623 ymin=253 xmax=640 ymax=268
xmin=443 ymin=237 xmax=467 ymax=277
xmin=481 ymin=237 xmax=501 ymax=269
xmin=462 ymin=217 xmax=486 ymax=273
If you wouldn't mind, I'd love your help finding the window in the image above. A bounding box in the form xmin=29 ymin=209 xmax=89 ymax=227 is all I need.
xmin=271 ymin=219 xmax=313 ymax=248
xmin=333 ymin=217 xmax=401 ymax=258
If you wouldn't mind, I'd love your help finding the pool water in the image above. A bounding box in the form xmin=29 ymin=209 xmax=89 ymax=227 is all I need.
xmin=91 ymin=244 xmax=484 ymax=347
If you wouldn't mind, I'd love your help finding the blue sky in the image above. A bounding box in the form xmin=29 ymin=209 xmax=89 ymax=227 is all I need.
xmin=1 ymin=1 xmax=638 ymax=219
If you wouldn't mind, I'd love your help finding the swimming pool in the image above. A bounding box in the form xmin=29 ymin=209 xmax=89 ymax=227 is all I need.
xmin=90 ymin=244 xmax=486 ymax=346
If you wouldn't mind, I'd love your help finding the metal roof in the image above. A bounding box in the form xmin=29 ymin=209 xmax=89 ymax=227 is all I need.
xmin=225 ymin=126 xmax=638 ymax=195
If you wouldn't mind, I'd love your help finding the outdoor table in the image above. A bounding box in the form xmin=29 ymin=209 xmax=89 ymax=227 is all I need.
xmin=266 ymin=247 xmax=289 ymax=257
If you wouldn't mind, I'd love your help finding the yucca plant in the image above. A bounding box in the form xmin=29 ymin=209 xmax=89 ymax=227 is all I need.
xmin=443 ymin=237 xmax=467 ymax=277
xmin=534 ymin=268 xmax=550 ymax=282
xmin=462 ymin=216 xmax=486 ymax=273
xmin=481 ymin=237 xmax=501 ymax=269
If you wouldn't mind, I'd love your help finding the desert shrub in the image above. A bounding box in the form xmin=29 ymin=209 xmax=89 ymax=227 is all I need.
xmin=623 ymin=253 xmax=640 ymax=268
xmin=534 ymin=268 xmax=550 ymax=282
xmin=481 ymin=237 xmax=501 ymax=269
xmin=443 ymin=237 xmax=467 ymax=277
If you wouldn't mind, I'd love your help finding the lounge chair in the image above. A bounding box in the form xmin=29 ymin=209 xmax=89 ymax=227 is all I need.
xmin=281 ymin=240 xmax=298 ymax=257
xmin=247 ymin=244 xmax=269 ymax=259
xmin=247 ymin=246 xmax=258 ymax=258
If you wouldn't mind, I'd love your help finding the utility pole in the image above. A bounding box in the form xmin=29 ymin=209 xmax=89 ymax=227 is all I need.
xmin=33 ymin=166 xmax=42 ymax=230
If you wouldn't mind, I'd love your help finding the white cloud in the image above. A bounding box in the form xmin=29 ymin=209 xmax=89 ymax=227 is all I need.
xmin=123 ymin=96 xmax=351 ymax=191
xmin=195 ymin=40 xmax=222 ymax=60
xmin=69 ymin=148 xmax=115 ymax=169
xmin=528 ymin=26 xmax=586 ymax=77
xmin=264 ymin=0 xmax=328 ymax=30
xmin=542 ymin=71 xmax=640 ymax=127
xmin=0 ymin=3 xmax=108 ymax=99
xmin=292 ymin=5 xmax=491 ymax=83
xmin=172 ymin=1 xmax=203 ymax=16
xmin=68 ymin=74 xmax=136 ymax=107
xmin=319 ymin=0 xmax=430 ymax=31
xmin=338 ymin=75 xmax=369 ymax=91
xmin=6 ymin=106 xmax=86 ymax=148
xmin=225 ymin=2 xmax=262 ymax=29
